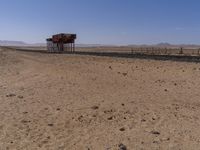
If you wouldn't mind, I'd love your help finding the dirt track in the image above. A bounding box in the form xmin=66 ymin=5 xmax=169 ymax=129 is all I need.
xmin=1 ymin=47 xmax=200 ymax=150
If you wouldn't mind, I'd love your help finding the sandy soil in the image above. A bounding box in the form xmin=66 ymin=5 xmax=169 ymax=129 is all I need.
xmin=0 ymin=47 xmax=200 ymax=150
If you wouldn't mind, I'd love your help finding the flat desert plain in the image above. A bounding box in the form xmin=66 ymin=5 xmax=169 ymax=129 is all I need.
xmin=0 ymin=47 xmax=200 ymax=150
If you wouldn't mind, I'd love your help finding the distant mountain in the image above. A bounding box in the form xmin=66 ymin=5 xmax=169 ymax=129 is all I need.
xmin=0 ymin=40 xmax=27 ymax=46
xmin=156 ymin=42 xmax=172 ymax=47
xmin=0 ymin=40 xmax=200 ymax=49
xmin=129 ymin=43 xmax=200 ymax=48
xmin=0 ymin=40 xmax=47 ymax=47
xmin=76 ymin=44 xmax=116 ymax=47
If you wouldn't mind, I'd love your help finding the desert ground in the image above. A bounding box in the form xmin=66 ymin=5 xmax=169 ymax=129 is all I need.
xmin=1 ymin=47 xmax=200 ymax=150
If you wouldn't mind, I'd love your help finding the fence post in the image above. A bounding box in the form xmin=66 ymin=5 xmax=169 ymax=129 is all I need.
xmin=131 ymin=48 xmax=133 ymax=55
xmin=179 ymin=47 xmax=183 ymax=55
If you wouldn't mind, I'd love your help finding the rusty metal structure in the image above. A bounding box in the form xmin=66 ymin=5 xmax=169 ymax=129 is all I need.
xmin=46 ymin=33 xmax=76 ymax=53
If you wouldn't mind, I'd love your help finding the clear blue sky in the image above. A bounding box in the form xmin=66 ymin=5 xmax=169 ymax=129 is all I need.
xmin=0 ymin=0 xmax=200 ymax=45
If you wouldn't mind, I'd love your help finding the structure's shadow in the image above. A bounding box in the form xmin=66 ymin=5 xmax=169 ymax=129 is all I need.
xmin=14 ymin=48 xmax=48 ymax=54
xmin=11 ymin=48 xmax=200 ymax=63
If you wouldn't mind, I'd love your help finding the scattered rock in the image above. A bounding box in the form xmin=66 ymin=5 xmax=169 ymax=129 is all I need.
xmin=109 ymin=66 xmax=112 ymax=70
xmin=119 ymin=127 xmax=125 ymax=132
xmin=91 ymin=106 xmax=99 ymax=110
xmin=104 ymin=109 xmax=113 ymax=114
xmin=121 ymin=103 xmax=125 ymax=106
xmin=164 ymin=89 xmax=168 ymax=92
xmin=141 ymin=119 xmax=146 ymax=122
xmin=21 ymin=120 xmax=31 ymax=124
xmin=107 ymin=116 xmax=113 ymax=120
xmin=23 ymin=112 xmax=28 ymax=114
xmin=48 ymin=124 xmax=54 ymax=127
xmin=56 ymin=108 xmax=61 ymax=111
xmin=150 ymin=131 xmax=160 ymax=135
xmin=122 ymin=73 xmax=127 ymax=76
xmin=153 ymin=140 xmax=159 ymax=144
xmin=78 ymin=115 xmax=83 ymax=121
xmin=18 ymin=95 xmax=24 ymax=99
xmin=118 ymin=143 xmax=127 ymax=150
xmin=6 ymin=93 xmax=16 ymax=97
xmin=161 ymin=137 xmax=170 ymax=141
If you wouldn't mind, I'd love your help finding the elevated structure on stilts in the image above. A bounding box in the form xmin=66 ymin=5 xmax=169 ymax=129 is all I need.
xmin=46 ymin=33 xmax=76 ymax=53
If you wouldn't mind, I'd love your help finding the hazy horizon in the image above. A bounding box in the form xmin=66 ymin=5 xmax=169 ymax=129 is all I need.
xmin=1 ymin=0 xmax=200 ymax=45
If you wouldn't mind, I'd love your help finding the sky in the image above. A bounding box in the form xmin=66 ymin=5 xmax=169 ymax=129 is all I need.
xmin=0 ymin=0 xmax=200 ymax=45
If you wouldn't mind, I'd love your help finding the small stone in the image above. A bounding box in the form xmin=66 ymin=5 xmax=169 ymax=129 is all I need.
xmin=6 ymin=93 xmax=16 ymax=97
xmin=107 ymin=117 xmax=113 ymax=120
xmin=21 ymin=120 xmax=31 ymax=124
xmin=78 ymin=115 xmax=83 ymax=120
xmin=153 ymin=141 xmax=159 ymax=144
xmin=91 ymin=106 xmax=99 ymax=110
xmin=121 ymin=103 xmax=125 ymax=106
xmin=150 ymin=131 xmax=160 ymax=135
xmin=118 ymin=143 xmax=127 ymax=150
xmin=109 ymin=66 xmax=112 ymax=70
xmin=56 ymin=108 xmax=61 ymax=111
xmin=122 ymin=73 xmax=127 ymax=76
xmin=48 ymin=124 xmax=54 ymax=127
xmin=119 ymin=127 xmax=125 ymax=132
xmin=18 ymin=95 xmax=24 ymax=99
xmin=164 ymin=89 xmax=168 ymax=92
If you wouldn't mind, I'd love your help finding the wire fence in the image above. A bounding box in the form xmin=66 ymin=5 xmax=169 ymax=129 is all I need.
xmin=76 ymin=47 xmax=200 ymax=56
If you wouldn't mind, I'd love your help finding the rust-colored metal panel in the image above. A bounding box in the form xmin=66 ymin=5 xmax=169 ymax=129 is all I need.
xmin=52 ymin=33 xmax=76 ymax=43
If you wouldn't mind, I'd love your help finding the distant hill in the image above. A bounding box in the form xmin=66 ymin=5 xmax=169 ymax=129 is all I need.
xmin=156 ymin=42 xmax=172 ymax=47
xmin=0 ymin=40 xmax=200 ymax=49
xmin=0 ymin=40 xmax=27 ymax=46
xmin=0 ymin=40 xmax=46 ymax=47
